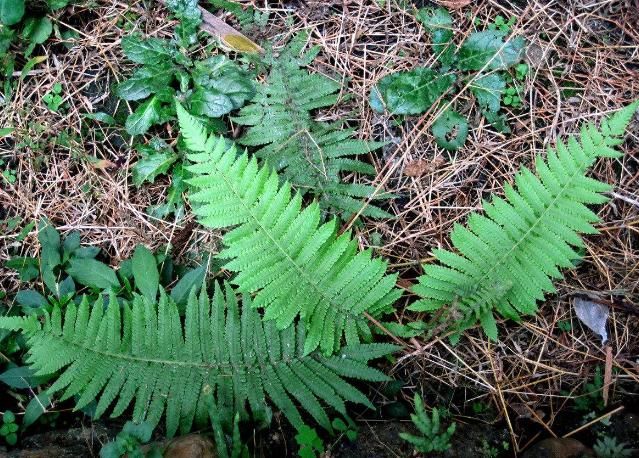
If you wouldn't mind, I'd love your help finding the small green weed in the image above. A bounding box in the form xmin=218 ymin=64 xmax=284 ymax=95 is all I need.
xmin=295 ymin=425 xmax=325 ymax=458
xmin=99 ymin=421 xmax=161 ymax=458
xmin=593 ymin=435 xmax=633 ymax=458
xmin=371 ymin=7 xmax=528 ymax=150
xmin=399 ymin=395 xmax=456 ymax=453
xmin=42 ymin=82 xmax=65 ymax=112
xmin=0 ymin=410 xmax=18 ymax=446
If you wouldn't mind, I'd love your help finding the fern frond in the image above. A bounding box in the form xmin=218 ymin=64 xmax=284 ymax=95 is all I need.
xmin=1 ymin=285 xmax=397 ymax=435
xmin=177 ymin=103 xmax=402 ymax=355
xmin=232 ymin=35 xmax=391 ymax=219
xmin=410 ymin=102 xmax=639 ymax=339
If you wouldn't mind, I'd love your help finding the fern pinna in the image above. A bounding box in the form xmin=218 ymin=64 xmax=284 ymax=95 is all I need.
xmin=0 ymin=284 xmax=397 ymax=435
xmin=410 ymin=102 xmax=638 ymax=340
xmin=177 ymin=103 xmax=401 ymax=356
xmin=232 ymin=35 xmax=391 ymax=219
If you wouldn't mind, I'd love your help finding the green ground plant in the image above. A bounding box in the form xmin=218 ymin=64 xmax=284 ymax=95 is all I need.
xmin=100 ymin=421 xmax=162 ymax=458
xmin=178 ymin=103 xmax=401 ymax=355
xmin=410 ymin=102 xmax=639 ymax=340
xmin=234 ymin=34 xmax=392 ymax=219
xmin=399 ymin=395 xmax=456 ymax=453
xmin=111 ymin=0 xmax=254 ymax=219
xmin=593 ymin=435 xmax=633 ymax=458
xmin=370 ymin=6 xmax=527 ymax=150
xmin=0 ymin=0 xmax=69 ymax=57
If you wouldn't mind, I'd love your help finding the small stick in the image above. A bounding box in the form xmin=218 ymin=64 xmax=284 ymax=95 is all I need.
xmin=562 ymin=406 xmax=624 ymax=438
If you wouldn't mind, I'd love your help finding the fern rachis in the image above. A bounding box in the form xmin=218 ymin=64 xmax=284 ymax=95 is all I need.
xmin=177 ymin=103 xmax=401 ymax=355
xmin=0 ymin=285 xmax=397 ymax=435
xmin=232 ymin=35 xmax=391 ymax=219
xmin=410 ymin=102 xmax=639 ymax=339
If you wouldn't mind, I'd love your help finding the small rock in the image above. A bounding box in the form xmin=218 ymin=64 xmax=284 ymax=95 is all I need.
xmin=522 ymin=438 xmax=593 ymax=458
xmin=163 ymin=434 xmax=217 ymax=458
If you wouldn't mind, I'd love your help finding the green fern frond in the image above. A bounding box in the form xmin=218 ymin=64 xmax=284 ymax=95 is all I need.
xmin=410 ymin=102 xmax=639 ymax=340
xmin=0 ymin=285 xmax=398 ymax=435
xmin=177 ymin=103 xmax=402 ymax=355
xmin=232 ymin=35 xmax=391 ymax=219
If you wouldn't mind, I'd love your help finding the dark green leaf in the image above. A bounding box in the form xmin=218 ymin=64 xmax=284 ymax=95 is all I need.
xmin=131 ymin=245 xmax=159 ymax=300
xmin=22 ymin=393 xmax=50 ymax=428
xmin=483 ymin=109 xmax=510 ymax=133
xmin=62 ymin=231 xmax=81 ymax=259
xmin=67 ymin=258 xmax=120 ymax=290
xmin=122 ymin=421 xmax=153 ymax=443
xmin=58 ymin=276 xmax=75 ymax=298
xmin=0 ymin=366 xmax=43 ymax=389
xmin=131 ymin=151 xmax=177 ymax=186
xmin=432 ymin=108 xmax=469 ymax=151
xmin=38 ymin=220 xmax=61 ymax=268
xmin=189 ymin=56 xmax=255 ymax=117
xmin=470 ymin=73 xmax=505 ymax=114
xmin=22 ymin=17 xmax=52 ymax=44
xmin=0 ymin=27 xmax=14 ymax=54
xmin=0 ymin=0 xmax=24 ymax=26
xmin=370 ymin=68 xmax=455 ymax=115
xmin=72 ymin=246 xmax=101 ymax=259
xmin=189 ymin=88 xmax=234 ymax=118
xmin=6 ymin=257 xmax=39 ymax=281
xmin=15 ymin=290 xmax=47 ymax=308
xmin=458 ymin=31 xmax=525 ymax=71
xmin=169 ymin=263 xmax=206 ymax=306
xmin=417 ymin=7 xmax=455 ymax=67
xmin=83 ymin=112 xmax=116 ymax=125
xmin=125 ymin=97 xmax=161 ymax=136
xmin=121 ymin=35 xmax=175 ymax=65
xmin=115 ymin=65 xmax=174 ymax=101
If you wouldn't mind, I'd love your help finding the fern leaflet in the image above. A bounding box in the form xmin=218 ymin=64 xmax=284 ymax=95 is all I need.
xmin=233 ymin=35 xmax=391 ymax=219
xmin=177 ymin=103 xmax=402 ymax=355
xmin=410 ymin=102 xmax=638 ymax=340
xmin=0 ymin=284 xmax=397 ymax=435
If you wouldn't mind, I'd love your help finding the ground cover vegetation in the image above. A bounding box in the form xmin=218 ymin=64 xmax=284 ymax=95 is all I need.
xmin=1 ymin=0 xmax=638 ymax=456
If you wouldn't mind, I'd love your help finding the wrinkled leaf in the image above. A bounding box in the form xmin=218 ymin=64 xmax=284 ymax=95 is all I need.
xmin=131 ymin=245 xmax=159 ymax=300
xmin=471 ymin=73 xmax=505 ymax=114
xmin=0 ymin=0 xmax=24 ymax=26
xmin=190 ymin=56 xmax=255 ymax=117
xmin=121 ymin=35 xmax=175 ymax=65
xmin=115 ymin=64 xmax=174 ymax=101
xmin=370 ymin=68 xmax=455 ymax=115
xmin=67 ymin=258 xmax=120 ymax=290
xmin=125 ymin=97 xmax=162 ymax=136
xmin=432 ymin=108 xmax=469 ymax=150
xmin=417 ymin=7 xmax=455 ymax=67
xmin=574 ymin=297 xmax=609 ymax=343
xmin=458 ymin=31 xmax=525 ymax=71
xmin=132 ymin=151 xmax=177 ymax=186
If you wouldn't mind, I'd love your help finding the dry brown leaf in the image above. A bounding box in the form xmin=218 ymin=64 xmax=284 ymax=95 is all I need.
xmin=404 ymin=158 xmax=443 ymax=177
xmin=91 ymin=159 xmax=117 ymax=170
xmin=434 ymin=0 xmax=472 ymax=9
